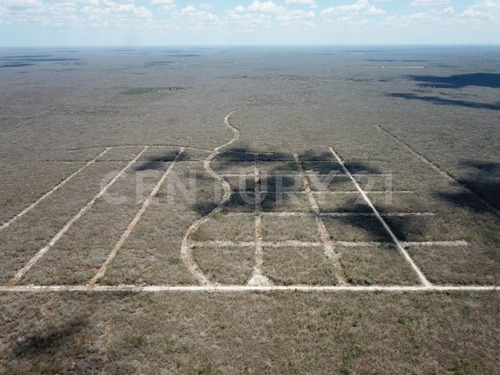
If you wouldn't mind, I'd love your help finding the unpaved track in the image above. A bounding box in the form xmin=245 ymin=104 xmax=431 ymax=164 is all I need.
xmin=189 ymin=240 xmax=468 ymax=248
xmin=180 ymin=110 xmax=241 ymax=286
xmin=88 ymin=148 xmax=186 ymax=288
xmin=247 ymin=160 xmax=273 ymax=286
xmin=1 ymin=112 xmax=495 ymax=293
xmin=294 ymin=154 xmax=347 ymax=285
xmin=329 ymin=147 xmax=432 ymax=287
xmin=0 ymin=285 xmax=497 ymax=293
xmin=7 ymin=147 xmax=148 ymax=286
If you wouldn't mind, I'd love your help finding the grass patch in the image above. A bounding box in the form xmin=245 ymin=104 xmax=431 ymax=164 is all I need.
xmin=338 ymin=245 xmax=419 ymax=285
xmin=263 ymin=246 xmax=339 ymax=285
xmin=192 ymin=245 xmax=254 ymax=284
xmin=262 ymin=215 xmax=319 ymax=241
xmin=191 ymin=214 xmax=254 ymax=242
xmin=194 ymin=363 xmax=222 ymax=375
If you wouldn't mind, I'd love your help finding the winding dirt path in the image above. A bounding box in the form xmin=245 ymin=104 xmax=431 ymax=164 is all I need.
xmin=180 ymin=110 xmax=241 ymax=285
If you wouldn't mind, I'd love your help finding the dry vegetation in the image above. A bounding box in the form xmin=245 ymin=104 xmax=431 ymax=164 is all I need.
xmin=0 ymin=292 xmax=499 ymax=374
xmin=0 ymin=46 xmax=498 ymax=373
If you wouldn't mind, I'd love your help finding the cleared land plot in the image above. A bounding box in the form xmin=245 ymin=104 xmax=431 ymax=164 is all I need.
xmin=101 ymin=239 xmax=197 ymax=286
xmin=21 ymin=159 xmax=176 ymax=286
xmin=300 ymin=161 xmax=344 ymax=174
xmin=338 ymin=244 xmax=420 ymax=286
xmin=367 ymin=192 xmax=440 ymax=213
xmin=100 ymin=162 xmax=215 ymax=286
xmin=407 ymin=245 xmax=499 ymax=285
xmin=345 ymin=159 xmax=434 ymax=176
xmin=260 ymin=172 xmax=304 ymax=192
xmin=323 ymin=216 xmax=392 ymax=242
xmin=222 ymin=192 xmax=257 ymax=213
xmin=136 ymin=146 xmax=184 ymax=162
xmin=211 ymin=161 xmax=255 ymax=175
xmin=225 ymin=175 xmax=255 ymax=191
xmin=191 ymin=214 xmax=255 ymax=242
xmin=307 ymin=174 xmax=357 ymax=192
xmin=258 ymin=160 xmax=299 ymax=174
xmin=386 ymin=216 xmax=476 ymax=242
xmin=0 ymin=142 xmax=494 ymax=288
xmin=263 ymin=246 xmax=339 ymax=285
xmin=178 ymin=148 xmax=211 ymax=161
xmin=261 ymin=215 xmax=320 ymax=242
xmin=192 ymin=245 xmax=254 ymax=285
xmin=315 ymin=193 xmax=372 ymax=213
xmin=260 ymin=191 xmax=312 ymax=212
xmin=0 ymin=161 xmax=129 ymax=285
xmin=353 ymin=172 xmax=449 ymax=192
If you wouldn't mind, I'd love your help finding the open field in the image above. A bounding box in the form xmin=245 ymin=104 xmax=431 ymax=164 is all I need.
xmin=0 ymin=46 xmax=499 ymax=374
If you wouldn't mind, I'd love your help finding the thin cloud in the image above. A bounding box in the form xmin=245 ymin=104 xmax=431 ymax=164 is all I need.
xmin=285 ymin=0 xmax=317 ymax=7
xmin=411 ymin=0 xmax=450 ymax=7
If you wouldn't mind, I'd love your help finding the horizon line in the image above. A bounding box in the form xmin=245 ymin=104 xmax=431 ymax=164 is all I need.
xmin=2 ymin=43 xmax=500 ymax=49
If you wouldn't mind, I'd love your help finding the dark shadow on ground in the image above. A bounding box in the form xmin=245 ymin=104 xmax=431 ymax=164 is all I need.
xmin=193 ymin=201 xmax=219 ymax=216
xmin=382 ymin=216 xmax=429 ymax=242
xmin=134 ymin=150 xmax=187 ymax=171
xmin=388 ymin=93 xmax=500 ymax=111
xmin=4 ymin=292 xmax=137 ymax=374
xmin=190 ymin=147 xmax=424 ymax=244
xmin=326 ymin=199 xmax=427 ymax=243
xmin=5 ymin=315 xmax=96 ymax=374
xmin=210 ymin=148 xmax=301 ymax=214
xmin=13 ymin=318 xmax=87 ymax=358
xmin=324 ymin=215 xmax=393 ymax=243
xmin=407 ymin=73 xmax=500 ymax=89
xmin=435 ymin=160 xmax=500 ymax=213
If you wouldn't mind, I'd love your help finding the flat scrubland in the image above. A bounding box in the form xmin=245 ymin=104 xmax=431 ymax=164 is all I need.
xmin=0 ymin=46 xmax=499 ymax=374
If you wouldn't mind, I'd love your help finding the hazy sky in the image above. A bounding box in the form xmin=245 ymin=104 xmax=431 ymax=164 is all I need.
xmin=1 ymin=0 xmax=499 ymax=46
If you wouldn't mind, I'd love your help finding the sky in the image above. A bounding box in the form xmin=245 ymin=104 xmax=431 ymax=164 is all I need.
xmin=0 ymin=0 xmax=499 ymax=46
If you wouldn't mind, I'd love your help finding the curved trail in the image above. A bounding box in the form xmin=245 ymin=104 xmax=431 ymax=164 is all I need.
xmin=181 ymin=110 xmax=241 ymax=285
